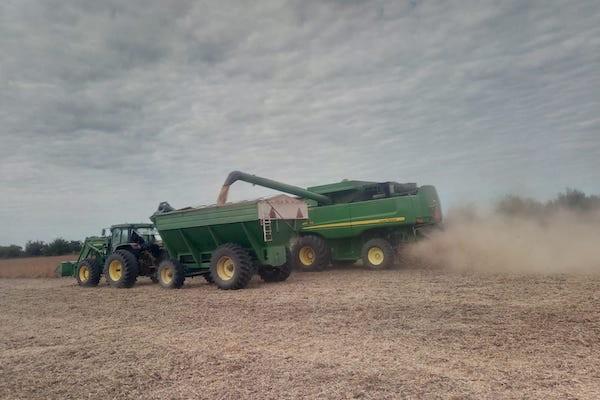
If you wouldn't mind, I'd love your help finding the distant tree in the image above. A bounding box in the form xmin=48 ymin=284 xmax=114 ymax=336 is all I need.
xmin=68 ymin=240 xmax=82 ymax=254
xmin=495 ymin=195 xmax=545 ymax=217
xmin=0 ymin=245 xmax=24 ymax=258
xmin=497 ymin=189 xmax=600 ymax=218
xmin=43 ymin=238 xmax=71 ymax=256
xmin=549 ymin=188 xmax=600 ymax=212
xmin=25 ymin=240 xmax=47 ymax=257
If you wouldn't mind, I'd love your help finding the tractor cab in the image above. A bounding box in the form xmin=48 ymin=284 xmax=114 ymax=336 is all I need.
xmin=104 ymin=223 xmax=158 ymax=253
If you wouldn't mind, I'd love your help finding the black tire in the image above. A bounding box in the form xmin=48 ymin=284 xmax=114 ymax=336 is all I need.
xmin=291 ymin=235 xmax=330 ymax=272
xmin=361 ymin=238 xmax=395 ymax=270
xmin=104 ymin=250 xmax=139 ymax=288
xmin=76 ymin=258 xmax=101 ymax=287
xmin=258 ymin=250 xmax=293 ymax=282
xmin=157 ymin=259 xmax=185 ymax=289
xmin=203 ymin=273 xmax=214 ymax=284
xmin=209 ymin=243 xmax=254 ymax=290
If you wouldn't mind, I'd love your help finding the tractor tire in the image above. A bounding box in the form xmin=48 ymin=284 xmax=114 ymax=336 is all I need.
xmin=104 ymin=250 xmax=139 ymax=288
xmin=361 ymin=238 xmax=395 ymax=270
xmin=291 ymin=235 xmax=330 ymax=272
xmin=157 ymin=259 xmax=185 ymax=289
xmin=76 ymin=258 xmax=101 ymax=287
xmin=209 ymin=243 xmax=254 ymax=290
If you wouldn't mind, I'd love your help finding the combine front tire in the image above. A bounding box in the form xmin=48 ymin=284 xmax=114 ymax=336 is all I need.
xmin=361 ymin=238 xmax=395 ymax=270
xmin=104 ymin=250 xmax=139 ymax=288
xmin=210 ymin=243 xmax=254 ymax=290
xmin=291 ymin=235 xmax=330 ymax=272
xmin=76 ymin=258 xmax=101 ymax=287
xmin=157 ymin=259 xmax=185 ymax=289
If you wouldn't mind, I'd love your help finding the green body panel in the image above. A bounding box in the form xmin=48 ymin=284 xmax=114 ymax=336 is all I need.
xmin=216 ymin=171 xmax=443 ymax=264
xmin=151 ymin=200 xmax=303 ymax=275
xmin=61 ymin=236 xmax=109 ymax=277
xmin=57 ymin=261 xmax=76 ymax=277
xmin=302 ymin=182 xmax=442 ymax=261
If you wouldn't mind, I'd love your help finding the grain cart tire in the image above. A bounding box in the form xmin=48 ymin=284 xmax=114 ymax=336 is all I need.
xmin=291 ymin=235 xmax=330 ymax=272
xmin=157 ymin=259 xmax=185 ymax=289
xmin=361 ymin=238 xmax=395 ymax=270
xmin=258 ymin=250 xmax=293 ymax=282
xmin=210 ymin=243 xmax=254 ymax=290
xmin=104 ymin=250 xmax=139 ymax=288
xmin=76 ymin=258 xmax=101 ymax=287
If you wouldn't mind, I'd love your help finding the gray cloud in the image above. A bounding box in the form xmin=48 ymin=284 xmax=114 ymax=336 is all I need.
xmin=1 ymin=0 xmax=599 ymax=245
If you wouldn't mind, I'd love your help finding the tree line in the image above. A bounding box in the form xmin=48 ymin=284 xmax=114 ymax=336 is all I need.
xmin=496 ymin=188 xmax=600 ymax=217
xmin=0 ymin=238 xmax=82 ymax=259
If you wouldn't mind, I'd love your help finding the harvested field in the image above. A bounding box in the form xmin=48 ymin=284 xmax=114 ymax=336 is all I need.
xmin=1 ymin=267 xmax=599 ymax=399
xmin=0 ymin=255 xmax=75 ymax=278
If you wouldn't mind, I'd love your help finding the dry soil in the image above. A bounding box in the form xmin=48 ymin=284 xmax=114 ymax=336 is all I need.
xmin=1 ymin=266 xmax=599 ymax=399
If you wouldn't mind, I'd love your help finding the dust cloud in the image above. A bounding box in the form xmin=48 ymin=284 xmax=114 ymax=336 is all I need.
xmin=408 ymin=207 xmax=600 ymax=274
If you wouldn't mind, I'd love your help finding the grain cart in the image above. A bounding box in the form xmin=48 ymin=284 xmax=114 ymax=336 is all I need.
xmin=150 ymin=195 xmax=308 ymax=290
xmin=217 ymin=171 xmax=442 ymax=271
xmin=67 ymin=223 xmax=165 ymax=287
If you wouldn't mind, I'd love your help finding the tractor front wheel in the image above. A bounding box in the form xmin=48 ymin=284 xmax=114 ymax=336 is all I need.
xmin=104 ymin=250 xmax=139 ymax=288
xmin=157 ymin=259 xmax=185 ymax=289
xmin=291 ymin=235 xmax=330 ymax=272
xmin=210 ymin=243 xmax=254 ymax=290
xmin=361 ymin=238 xmax=395 ymax=270
xmin=76 ymin=258 xmax=101 ymax=287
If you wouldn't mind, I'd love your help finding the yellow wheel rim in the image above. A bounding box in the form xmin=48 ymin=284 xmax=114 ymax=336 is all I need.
xmin=216 ymin=256 xmax=235 ymax=281
xmin=79 ymin=265 xmax=90 ymax=282
xmin=108 ymin=260 xmax=123 ymax=281
xmin=298 ymin=246 xmax=315 ymax=266
xmin=160 ymin=267 xmax=173 ymax=284
xmin=367 ymin=247 xmax=385 ymax=266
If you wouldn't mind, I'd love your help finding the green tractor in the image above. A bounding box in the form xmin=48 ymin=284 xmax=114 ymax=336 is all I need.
xmin=63 ymin=223 xmax=168 ymax=288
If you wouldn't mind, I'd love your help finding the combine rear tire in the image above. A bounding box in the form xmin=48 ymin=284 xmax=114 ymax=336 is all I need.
xmin=291 ymin=235 xmax=330 ymax=272
xmin=76 ymin=258 xmax=101 ymax=287
xmin=361 ymin=238 xmax=395 ymax=270
xmin=157 ymin=259 xmax=185 ymax=289
xmin=210 ymin=243 xmax=254 ymax=290
xmin=104 ymin=250 xmax=139 ymax=288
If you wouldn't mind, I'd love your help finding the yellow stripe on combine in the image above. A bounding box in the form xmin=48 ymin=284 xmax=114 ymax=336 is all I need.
xmin=302 ymin=216 xmax=406 ymax=230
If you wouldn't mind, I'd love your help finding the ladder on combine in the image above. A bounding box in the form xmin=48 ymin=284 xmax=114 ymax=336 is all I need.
xmin=262 ymin=218 xmax=273 ymax=242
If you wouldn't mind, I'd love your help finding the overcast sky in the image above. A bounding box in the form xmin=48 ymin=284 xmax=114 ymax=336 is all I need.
xmin=1 ymin=0 xmax=599 ymax=245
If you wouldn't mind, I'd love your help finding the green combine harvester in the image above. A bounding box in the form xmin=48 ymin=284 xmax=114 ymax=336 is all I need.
xmin=217 ymin=171 xmax=442 ymax=271
xmin=67 ymin=170 xmax=441 ymax=290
